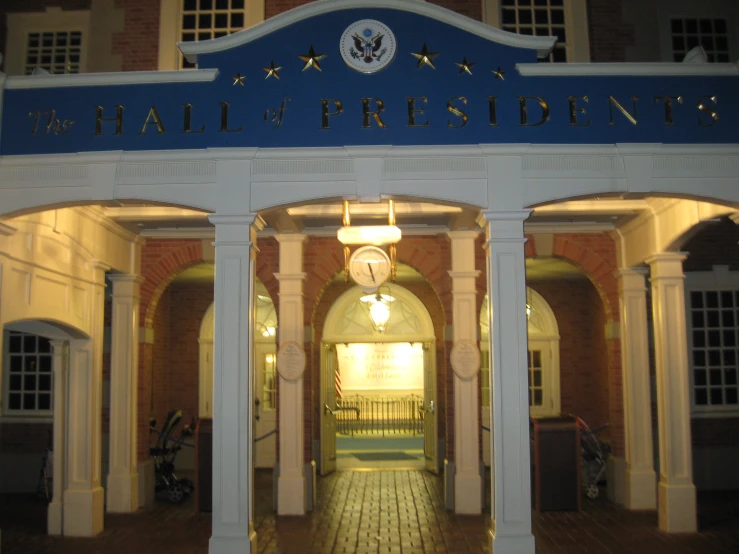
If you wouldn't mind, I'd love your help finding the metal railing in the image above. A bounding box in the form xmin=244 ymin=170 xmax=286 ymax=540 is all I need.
xmin=336 ymin=394 xmax=424 ymax=436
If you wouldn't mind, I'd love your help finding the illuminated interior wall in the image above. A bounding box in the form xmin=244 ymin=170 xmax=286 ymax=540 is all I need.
xmin=337 ymin=343 xmax=424 ymax=397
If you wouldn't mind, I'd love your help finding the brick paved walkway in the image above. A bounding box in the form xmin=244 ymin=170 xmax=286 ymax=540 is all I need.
xmin=2 ymin=470 xmax=738 ymax=554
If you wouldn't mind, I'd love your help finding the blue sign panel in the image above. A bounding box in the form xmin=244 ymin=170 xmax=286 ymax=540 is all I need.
xmin=1 ymin=7 xmax=737 ymax=156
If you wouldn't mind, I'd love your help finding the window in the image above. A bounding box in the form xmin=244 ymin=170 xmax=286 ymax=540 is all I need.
xmin=670 ymin=18 xmax=730 ymax=62
xmin=528 ymin=348 xmax=544 ymax=406
xmin=158 ymin=0 xmax=265 ymax=70
xmin=4 ymin=8 xmax=90 ymax=77
xmin=480 ymin=349 xmax=490 ymax=408
xmin=688 ymin=290 xmax=739 ymax=409
xmin=3 ymin=331 xmax=53 ymax=416
xmin=24 ymin=31 xmax=83 ymax=75
xmin=483 ymin=0 xmax=590 ymax=62
xmin=262 ymin=353 xmax=277 ymax=410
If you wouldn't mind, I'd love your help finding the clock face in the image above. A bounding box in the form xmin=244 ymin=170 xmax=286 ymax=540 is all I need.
xmin=349 ymin=246 xmax=391 ymax=289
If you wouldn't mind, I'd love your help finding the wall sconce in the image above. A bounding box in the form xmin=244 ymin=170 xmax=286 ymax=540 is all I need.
xmin=360 ymin=291 xmax=395 ymax=333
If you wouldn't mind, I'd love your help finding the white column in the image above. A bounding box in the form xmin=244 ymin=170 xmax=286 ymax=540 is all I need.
xmin=275 ymin=233 xmax=307 ymax=515
xmin=208 ymin=215 xmax=262 ymax=554
xmin=618 ymin=268 xmax=657 ymax=510
xmin=48 ymin=339 xmax=68 ymax=535
xmin=646 ymin=253 xmax=697 ymax=532
xmin=106 ymin=274 xmax=142 ymax=513
xmin=63 ymin=262 xmax=107 ymax=537
xmin=482 ymin=211 xmax=535 ymax=554
xmin=447 ymin=230 xmax=482 ymax=514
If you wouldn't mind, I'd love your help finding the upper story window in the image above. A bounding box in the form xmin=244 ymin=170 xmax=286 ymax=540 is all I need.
xmin=483 ymin=0 xmax=589 ymax=62
xmin=4 ymin=8 xmax=90 ymax=77
xmin=3 ymin=331 xmax=53 ymax=417
xmin=670 ymin=18 xmax=731 ymax=62
xmin=24 ymin=31 xmax=83 ymax=75
xmin=158 ymin=0 xmax=265 ymax=70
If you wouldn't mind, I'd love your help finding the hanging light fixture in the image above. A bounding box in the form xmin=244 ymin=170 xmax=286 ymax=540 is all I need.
xmin=360 ymin=291 xmax=395 ymax=333
xmin=337 ymin=200 xmax=402 ymax=245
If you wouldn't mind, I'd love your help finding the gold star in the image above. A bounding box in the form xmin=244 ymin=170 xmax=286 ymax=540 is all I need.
xmin=492 ymin=65 xmax=506 ymax=80
xmin=411 ymin=43 xmax=440 ymax=70
xmin=263 ymin=61 xmax=282 ymax=80
xmin=455 ymin=56 xmax=476 ymax=75
xmin=299 ymin=45 xmax=326 ymax=72
xmin=232 ymin=72 xmax=245 ymax=86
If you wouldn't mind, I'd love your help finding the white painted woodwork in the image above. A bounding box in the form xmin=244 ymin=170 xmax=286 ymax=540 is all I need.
xmin=423 ymin=343 xmax=438 ymax=473
xmin=481 ymin=211 xmax=536 ymax=554
xmin=208 ymin=215 xmax=262 ymax=554
xmin=618 ymin=268 xmax=657 ymax=510
xmin=320 ymin=344 xmax=338 ymax=476
xmin=646 ymin=253 xmax=698 ymax=532
xmin=447 ymin=230 xmax=483 ymax=514
xmin=62 ymin=262 xmax=107 ymax=537
xmin=47 ymin=340 xmax=68 ymax=535
xmin=106 ymin=274 xmax=142 ymax=513
xmin=274 ymin=233 xmax=307 ymax=516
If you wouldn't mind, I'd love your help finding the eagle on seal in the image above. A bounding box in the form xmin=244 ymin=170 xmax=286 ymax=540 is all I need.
xmin=353 ymin=31 xmax=384 ymax=64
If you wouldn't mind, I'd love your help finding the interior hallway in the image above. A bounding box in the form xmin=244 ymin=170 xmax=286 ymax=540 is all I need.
xmin=2 ymin=470 xmax=738 ymax=554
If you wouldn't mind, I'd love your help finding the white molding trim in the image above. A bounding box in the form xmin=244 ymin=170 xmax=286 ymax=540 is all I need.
xmin=5 ymin=68 xmax=219 ymax=89
xmin=178 ymin=0 xmax=557 ymax=62
xmin=517 ymin=62 xmax=739 ymax=76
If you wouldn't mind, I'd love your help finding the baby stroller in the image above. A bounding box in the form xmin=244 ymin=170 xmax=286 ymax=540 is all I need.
xmin=576 ymin=417 xmax=610 ymax=499
xmin=149 ymin=410 xmax=196 ymax=503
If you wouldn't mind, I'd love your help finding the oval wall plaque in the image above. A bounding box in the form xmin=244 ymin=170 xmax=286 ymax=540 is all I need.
xmin=450 ymin=339 xmax=480 ymax=380
xmin=277 ymin=341 xmax=306 ymax=381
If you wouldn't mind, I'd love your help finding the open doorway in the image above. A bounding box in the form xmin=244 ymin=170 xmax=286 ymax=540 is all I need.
xmin=320 ymin=284 xmax=437 ymax=473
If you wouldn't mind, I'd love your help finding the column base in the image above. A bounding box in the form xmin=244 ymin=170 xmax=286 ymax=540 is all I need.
xmin=63 ymin=486 xmax=105 ymax=536
xmin=138 ymin=459 xmax=155 ymax=508
xmin=277 ymin=473 xmax=306 ymax=515
xmin=455 ymin=471 xmax=482 ymax=514
xmin=606 ymin=456 xmax=626 ymax=505
xmin=624 ymin=467 xmax=657 ymax=510
xmin=658 ymin=481 xmax=697 ymax=533
xmin=209 ymin=529 xmax=257 ymax=554
xmin=47 ymin=500 xmax=63 ymax=535
xmin=106 ymin=470 xmax=139 ymax=513
xmin=489 ymin=529 xmax=536 ymax=554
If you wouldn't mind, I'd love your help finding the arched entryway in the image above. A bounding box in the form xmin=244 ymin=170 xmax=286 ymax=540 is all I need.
xmin=320 ymin=282 xmax=437 ymax=474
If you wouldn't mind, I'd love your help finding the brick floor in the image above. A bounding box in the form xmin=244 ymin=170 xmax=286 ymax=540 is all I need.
xmin=1 ymin=470 xmax=738 ymax=554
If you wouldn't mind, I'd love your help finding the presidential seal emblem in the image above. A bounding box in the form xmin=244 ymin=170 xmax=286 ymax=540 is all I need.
xmin=340 ymin=19 xmax=397 ymax=74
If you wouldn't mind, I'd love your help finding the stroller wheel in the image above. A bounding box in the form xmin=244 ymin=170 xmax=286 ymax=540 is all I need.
xmin=167 ymin=483 xmax=186 ymax=503
xmin=586 ymin=484 xmax=599 ymax=499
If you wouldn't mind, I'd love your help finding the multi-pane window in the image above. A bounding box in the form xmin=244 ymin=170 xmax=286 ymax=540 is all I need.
xmin=262 ymin=353 xmax=277 ymax=410
xmin=24 ymin=31 xmax=82 ymax=75
xmin=180 ymin=0 xmax=247 ymax=68
xmin=480 ymin=350 xmax=490 ymax=408
xmin=670 ymin=18 xmax=730 ymax=63
xmin=501 ymin=0 xmax=568 ymax=62
xmin=689 ymin=290 xmax=739 ymax=408
xmin=528 ymin=349 xmax=544 ymax=407
xmin=4 ymin=331 xmax=53 ymax=414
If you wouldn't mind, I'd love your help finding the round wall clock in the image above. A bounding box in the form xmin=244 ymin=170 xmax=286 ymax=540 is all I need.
xmin=349 ymin=245 xmax=391 ymax=290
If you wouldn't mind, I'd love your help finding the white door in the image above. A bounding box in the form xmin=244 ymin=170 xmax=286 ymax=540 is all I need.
xmin=528 ymin=340 xmax=556 ymax=417
xmin=423 ymin=342 xmax=438 ymax=473
xmin=480 ymin=347 xmax=491 ymax=466
xmin=320 ymin=343 xmax=337 ymax=475
xmin=254 ymin=342 xmax=277 ymax=467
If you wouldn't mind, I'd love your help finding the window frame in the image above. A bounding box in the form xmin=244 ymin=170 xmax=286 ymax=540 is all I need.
xmin=4 ymin=7 xmax=90 ymax=77
xmin=658 ymin=4 xmax=738 ymax=62
xmin=482 ymin=0 xmax=590 ymax=62
xmin=2 ymin=330 xmax=54 ymax=420
xmin=158 ymin=0 xmax=266 ymax=70
xmin=685 ymin=266 xmax=739 ymax=419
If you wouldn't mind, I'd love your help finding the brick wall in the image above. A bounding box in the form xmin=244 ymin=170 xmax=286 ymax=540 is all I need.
xmin=111 ymin=0 xmax=160 ymax=71
xmin=586 ymin=0 xmax=635 ymax=62
xmin=683 ymin=218 xmax=739 ymax=272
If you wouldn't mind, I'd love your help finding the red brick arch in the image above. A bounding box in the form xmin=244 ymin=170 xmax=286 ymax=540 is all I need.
xmin=140 ymin=240 xmax=205 ymax=328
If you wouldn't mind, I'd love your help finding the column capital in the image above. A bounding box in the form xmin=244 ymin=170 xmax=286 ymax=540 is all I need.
xmin=645 ymin=252 xmax=688 ymax=266
xmin=646 ymin=252 xmax=688 ymax=279
xmin=617 ymin=267 xmax=649 ymax=291
xmin=275 ymin=233 xmax=308 ymax=244
xmin=108 ymin=274 xmax=145 ymax=290
xmin=209 ymin=213 xmax=266 ymax=230
xmin=446 ymin=230 xmax=481 ymax=241
xmin=476 ymin=209 xmax=532 ymax=225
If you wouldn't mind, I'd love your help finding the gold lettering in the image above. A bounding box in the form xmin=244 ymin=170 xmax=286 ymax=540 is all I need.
xmin=446 ymin=97 xmax=468 ymax=128
xmin=45 ymin=109 xmax=59 ymax=134
xmin=29 ymin=111 xmax=46 ymax=134
xmin=487 ymin=97 xmax=498 ymax=126
xmin=697 ymin=96 xmax=719 ymax=126
xmin=518 ymin=96 xmax=550 ymax=126
xmin=94 ymin=105 xmax=124 ymax=136
xmin=219 ymin=101 xmax=243 ymax=132
xmin=567 ymin=95 xmax=590 ymax=126
xmin=361 ymin=98 xmax=387 ymax=128
xmin=183 ymin=103 xmax=205 ymax=133
xmin=608 ymin=96 xmax=639 ymax=126
xmin=140 ymin=106 xmax=167 ymax=134
xmin=61 ymin=120 xmax=74 ymax=134
xmin=654 ymin=96 xmax=683 ymax=126
xmin=320 ymin=99 xmax=343 ymax=129
xmin=406 ymin=97 xmax=429 ymax=127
